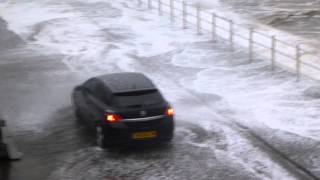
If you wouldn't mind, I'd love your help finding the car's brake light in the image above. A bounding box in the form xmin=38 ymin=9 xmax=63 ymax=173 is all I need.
xmin=166 ymin=108 xmax=174 ymax=117
xmin=105 ymin=114 xmax=122 ymax=123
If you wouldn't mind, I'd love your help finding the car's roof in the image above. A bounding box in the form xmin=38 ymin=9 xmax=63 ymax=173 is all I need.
xmin=97 ymin=72 xmax=157 ymax=94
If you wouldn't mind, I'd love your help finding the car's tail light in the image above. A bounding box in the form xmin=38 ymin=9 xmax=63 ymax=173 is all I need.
xmin=105 ymin=114 xmax=122 ymax=123
xmin=166 ymin=107 xmax=174 ymax=117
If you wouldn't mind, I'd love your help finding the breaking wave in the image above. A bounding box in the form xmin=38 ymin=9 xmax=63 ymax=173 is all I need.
xmin=262 ymin=10 xmax=320 ymax=26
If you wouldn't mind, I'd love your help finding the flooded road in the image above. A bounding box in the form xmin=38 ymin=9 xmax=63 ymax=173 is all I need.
xmin=0 ymin=0 xmax=320 ymax=179
xmin=0 ymin=35 xmax=271 ymax=180
xmin=0 ymin=46 xmax=267 ymax=180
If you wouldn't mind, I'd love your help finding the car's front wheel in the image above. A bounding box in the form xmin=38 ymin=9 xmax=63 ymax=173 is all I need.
xmin=96 ymin=126 xmax=111 ymax=149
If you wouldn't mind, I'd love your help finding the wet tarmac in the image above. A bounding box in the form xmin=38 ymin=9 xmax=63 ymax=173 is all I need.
xmin=0 ymin=0 xmax=320 ymax=180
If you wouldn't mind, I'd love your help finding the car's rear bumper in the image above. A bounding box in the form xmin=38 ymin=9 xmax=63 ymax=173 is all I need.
xmin=102 ymin=116 xmax=174 ymax=145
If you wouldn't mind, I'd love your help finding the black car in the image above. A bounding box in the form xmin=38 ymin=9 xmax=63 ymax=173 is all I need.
xmin=72 ymin=72 xmax=174 ymax=148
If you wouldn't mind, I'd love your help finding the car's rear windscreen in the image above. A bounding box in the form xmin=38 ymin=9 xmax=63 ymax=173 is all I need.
xmin=112 ymin=89 xmax=164 ymax=107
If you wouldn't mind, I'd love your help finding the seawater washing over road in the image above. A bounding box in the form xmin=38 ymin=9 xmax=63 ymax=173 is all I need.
xmin=0 ymin=0 xmax=320 ymax=179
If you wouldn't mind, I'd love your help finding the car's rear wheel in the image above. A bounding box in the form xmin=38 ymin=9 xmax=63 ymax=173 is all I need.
xmin=96 ymin=126 xmax=111 ymax=149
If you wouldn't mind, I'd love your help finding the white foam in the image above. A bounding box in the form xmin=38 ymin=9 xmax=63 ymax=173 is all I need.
xmin=0 ymin=1 xmax=77 ymax=38
xmin=0 ymin=0 xmax=317 ymax=178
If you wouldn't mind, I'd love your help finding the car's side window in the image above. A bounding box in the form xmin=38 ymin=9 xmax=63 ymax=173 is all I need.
xmin=82 ymin=79 xmax=97 ymax=102
xmin=85 ymin=79 xmax=96 ymax=93
xmin=94 ymin=83 xmax=106 ymax=102
xmin=83 ymin=79 xmax=97 ymax=93
xmin=83 ymin=79 xmax=111 ymax=105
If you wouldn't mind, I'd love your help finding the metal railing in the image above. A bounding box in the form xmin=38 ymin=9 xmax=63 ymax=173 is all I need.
xmin=144 ymin=0 xmax=320 ymax=81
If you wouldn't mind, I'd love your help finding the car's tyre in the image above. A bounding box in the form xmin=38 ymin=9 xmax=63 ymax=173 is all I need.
xmin=96 ymin=126 xmax=111 ymax=149
xmin=163 ymin=136 xmax=173 ymax=143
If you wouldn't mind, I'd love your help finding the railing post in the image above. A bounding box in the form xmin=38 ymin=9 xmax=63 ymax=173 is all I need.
xmin=229 ymin=20 xmax=234 ymax=50
xmin=296 ymin=44 xmax=301 ymax=81
xmin=182 ymin=1 xmax=187 ymax=29
xmin=249 ymin=28 xmax=254 ymax=62
xmin=271 ymin=36 xmax=276 ymax=70
xmin=170 ymin=0 xmax=174 ymax=22
xmin=148 ymin=0 xmax=152 ymax=9
xmin=158 ymin=0 xmax=162 ymax=15
xmin=212 ymin=13 xmax=216 ymax=38
xmin=196 ymin=5 xmax=201 ymax=35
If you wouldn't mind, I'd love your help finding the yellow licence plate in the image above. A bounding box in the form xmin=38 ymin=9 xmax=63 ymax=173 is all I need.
xmin=132 ymin=131 xmax=157 ymax=140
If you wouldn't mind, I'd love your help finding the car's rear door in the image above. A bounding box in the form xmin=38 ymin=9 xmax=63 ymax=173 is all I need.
xmin=85 ymin=80 xmax=110 ymax=125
